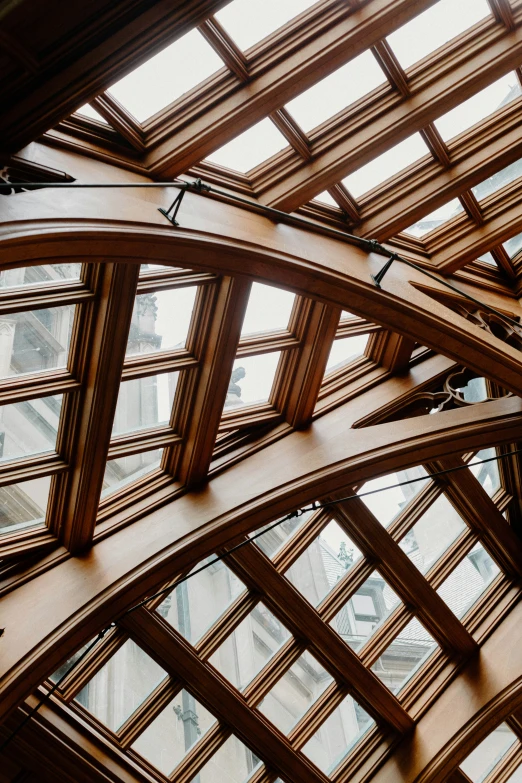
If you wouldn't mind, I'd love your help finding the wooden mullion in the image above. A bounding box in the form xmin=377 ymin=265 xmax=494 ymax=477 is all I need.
xmin=271 ymin=509 xmax=333 ymax=573
xmin=172 ymin=276 xmax=251 ymax=486
xmin=196 ymin=591 xmax=260 ymax=660
xmin=482 ymin=740 xmax=522 ymax=783
xmin=199 ymin=18 xmax=249 ymax=82
xmin=332 ymin=498 xmax=477 ymax=656
xmin=316 ymin=558 xmax=378 ymax=623
xmin=269 ymin=109 xmax=312 ymax=161
xmin=235 ymin=333 xmax=300 ymax=357
xmin=119 ymin=677 xmax=181 ymax=749
xmin=335 ymin=319 xmax=379 ymax=338
xmin=122 ymin=352 xmax=198 ymax=380
xmin=492 ymin=245 xmax=517 ymax=280
xmin=226 ymin=543 xmax=414 ymax=732
xmin=165 ymin=722 xmax=232 ymax=783
xmin=460 ymin=191 xmax=484 ymax=225
xmin=0 ymin=455 xmax=67 ymax=487
xmin=107 ymin=431 xmax=182 ymax=460
xmin=358 ymin=605 xmax=415 ymax=670
xmin=489 ymin=0 xmax=516 ymax=29
xmin=136 ymin=271 xmax=217 ymax=292
xmin=91 ymin=94 xmax=146 ymax=152
xmin=422 ymin=529 xmax=478 ymax=590
xmin=0 ymin=284 xmax=94 ymax=315
xmin=326 ymin=184 xmax=360 ymax=222
xmin=218 ymin=406 xmax=283 ymax=433
xmin=0 ymin=372 xmax=80 ymax=405
xmin=421 ymin=124 xmax=451 ymax=167
xmin=123 ymin=607 xmax=333 ymax=783
xmin=387 ymin=481 xmax=441 ymax=542
xmin=57 ymin=626 xmax=127 ymax=701
xmin=371 ymin=41 xmax=409 ymax=98
xmin=58 ymin=263 xmax=141 ymax=552
xmin=243 ymin=637 xmax=306 ymax=707
xmin=289 ymin=682 xmax=348 ymax=748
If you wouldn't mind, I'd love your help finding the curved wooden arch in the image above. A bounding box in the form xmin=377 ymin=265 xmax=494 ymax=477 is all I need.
xmin=1 ymin=186 xmax=522 ymax=397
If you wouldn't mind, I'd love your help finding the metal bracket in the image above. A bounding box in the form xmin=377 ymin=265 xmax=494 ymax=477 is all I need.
xmin=371 ymin=254 xmax=398 ymax=288
xmin=159 ymin=178 xmax=211 ymax=226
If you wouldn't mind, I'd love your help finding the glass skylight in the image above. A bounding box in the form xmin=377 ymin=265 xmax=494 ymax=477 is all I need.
xmin=108 ymin=29 xmax=224 ymax=123
xmin=342 ymin=133 xmax=430 ymax=199
xmin=0 ymin=475 xmax=51 ymax=536
xmin=437 ymin=543 xmax=500 ymax=619
xmin=112 ymin=372 xmax=178 ymax=436
xmin=285 ymin=50 xmax=386 ymax=133
xmin=194 ymin=735 xmax=260 ymax=783
xmin=325 ymin=334 xmax=368 ymax=374
xmin=126 ymin=287 xmax=197 ymax=357
xmin=215 ymin=0 xmax=320 ymax=52
xmin=0 ymin=396 xmax=62 ymax=463
xmin=403 ymin=198 xmax=465 ymax=238
xmin=460 ymin=724 xmax=517 ymax=782
xmin=0 ymin=305 xmax=75 ymax=380
xmin=0 ymin=263 xmax=81 ymax=289
xmin=205 ymin=118 xmax=288 ymax=173
xmin=386 ymin=0 xmax=491 ymax=71
xmin=477 ymin=252 xmax=496 ymax=266
xmin=253 ymin=508 xmax=316 ymax=559
xmin=75 ymin=104 xmax=108 ymax=124
xmin=469 ymin=448 xmax=500 ymax=498
xmin=399 ymin=494 xmax=466 ymax=575
xmin=434 ymin=73 xmax=522 ymax=143
xmin=241 ymin=283 xmax=295 ymax=337
xmin=372 ymin=618 xmax=437 ymax=694
xmin=503 ymin=232 xmax=522 ymax=259
xmin=224 ymin=351 xmax=281 ymax=410
xmin=472 ymin=158 xmax=522 ymax=201
xmin=313 ymin=190 xmax=339 ymax=207
xmin=101 ymin=449 xmax=163 ymax=498
xmin=358 ymin=466 xmax=429 ymax=528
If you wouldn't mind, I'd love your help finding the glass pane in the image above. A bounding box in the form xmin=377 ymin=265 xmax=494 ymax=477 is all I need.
xmin=472 ymin=158 xmax=522 ymax=201
xmin=313 ymin=191 xmax=338 ymax=207
xmin=330 ymin=571 xmax=401 ymax=654
xmin=76 ymin=640 xmax=167 ymax=731
xmin=108 ymin=29 xmax=224 ymax=122
xmin=461 ymin=724 xmax=517 ymax=782
xmin=399 ymin=494 xmax=466 ymax=575
xmin=404 ymin=198 xmax=464 ymax=238
xmin=386 ymin=0 xmax=491 ymax=71
xmin=457 ymin=376 xmax=488 ymax=403
xmin=285 ymin=50 xmax=386 ymax=133
xmin=206 ymin=118 xmax=288 ymax=173
xmin=157 ymin=558 xmax=246 ymax=646
xmin=126 ymin=287 xmax=197 ymax=357
xmin=215 ymin=0 xmax=319 ymax=51
xmin=258 ymin=651 xmax=333 ymax=734
xmin=0 ymin=395 xmax=62 ymax=462
xmin=194 ymin=734 xmax=260 ymax=783
xmin=224 ymin=352 xmax=281 ymax=410
xmin=76 ymin=104 xmax=108 ymax=123
xmin=437 ymin=543 xmax=500 ymax=619
xmin=469 ymin=448 xmax=501 ymax=497
xmin=503 ymin=232 xmax=522 ymax=259
xmin=284 ymin=520 xmax=362 ymax=607
xmin=0 ymin=475 xmax=51 ymax=535
xmin=252 ymin=507 xmax=316 ymax=559
xmin=241 ymin=283 xmax=295 ymax=337
xmin=0 ymin=264 xmax=81 ymax=289
xmin=301 ymin=694 xmax=374 ymax=774
xmin=209 ymin=603 xmax=291 ymax=690
xmin=112 ymin=373 xmax=178 ymax=436
xmin=371 ymin=617 xmax=437 ymax=694
xmin=101 ymin=449 xmax=163 ymax=498
xmin=50 ymin=639 xmax=96 ymax=684
xmin=132 ymin=690 xmax=216 ymax=776
xmin=342 ymin=133 xmax=430 ymax=199
xmin=325 ymin=334 xmax=368 ymax=373
xmin=0 ymin=306 xmax=75 ymax=380
xmin=477 ymin=252 xmax=496 ymax=266
xmin=434 ymin=73 xmax=521 ymax=142
xmin=358 ymin=466 xmax=429 ymax=528
xmin=506 ymin=763 xmax=522 ymax=783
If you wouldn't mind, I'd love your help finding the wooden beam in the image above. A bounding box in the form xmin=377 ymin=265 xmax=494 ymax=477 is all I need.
xmin=59 ymin=263 xmax=140 ymax=553
xmin=259 ymin=26 xmax=522 ymax=210
xmin=123 ymin=607 xmax=331 ymax=783
xmin=199 ymin=18 xmax=249 ymax=82
xmin=91 ymin=95 xmax=145 ymax=153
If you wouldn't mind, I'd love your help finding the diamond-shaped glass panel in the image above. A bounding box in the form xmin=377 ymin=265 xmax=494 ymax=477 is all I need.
xmin=0 ymin=306 xmax=75 ymax=380
xmin=102 ymin=449 xmax=163 ymax=498
xmin=301 ymin=694 xmax=374 ymax=774
xmin=472 ymin=158 xmax=522 ymax=201
xmin=206 ymin=118 xmax=288 ymax=173
xmin=284 ymin=520 xmax=362 ymax=607
xmin=461 ymin=723 xmax=517 ymax=782
xmin=108 ymin=29 xmax=224 ymax=122
xmin=132 ymin=689 xmax=216 ymax=776
xmin=437 ymin=543 xmax=500 ymax=619
xmin=0 ymin=475 xmax=51 ymax=536
xmin=285 ymin=50 xmax=387 ymax=133
xmin=112 ymin=373 xmax=178 ymax=436
xmin=215 ymin=0 xmax=319 ymax=51
xmin=126 ymin=287 xmax=197 ymax=357
xmin=469 ymin=448 xmax=500 ymax=497
xmin=399 ymin=494 xmax=466 ymax=575
xmin=209 ymin=603 xmax=291 ymax=690
xmin=252 ymin=507 xmax=316 ymax=559
xmin=503 ymin=232 xmax=522 ymax=259
xmin=404 ymin=198 xmax=465 ymax=238
xmin=241 ymin=282 xmax=295 ymax=337
xmin=157 ymin=557 xmax=245 ymax=645
xmin=371 ymin=617 xmax=437 ymax=694
xmin=386 ymin=0 xmax=491 ymax=71
xmin=0 ymin=395 xmax=63 ymax=463
xmin=224 ymin=351 xmax=281 ymax=411
xmin=258 ymin=651 xmax=333 ymax=734
xmin=75 ymin=640 xmax=167 ymax=731
xmin=0 ymin=264 xmax=81 ymax=289
xmin=330 ymin=571 xmax=401 ymax=654
xmin=192 ymin=734 xmax=261 ymax=783
xmin=358 ymin=466 xmax=429 ymax=528
xmin=325 ymin=334 xmax=368 ymax=374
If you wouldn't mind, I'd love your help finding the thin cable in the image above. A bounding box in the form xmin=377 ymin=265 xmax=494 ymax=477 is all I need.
xmin=1 ymin=446 xmax=521 ymax=753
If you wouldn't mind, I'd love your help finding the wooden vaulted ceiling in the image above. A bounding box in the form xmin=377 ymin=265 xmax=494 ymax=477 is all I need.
xmin=3 ymin=1 xmax=522 ymax=783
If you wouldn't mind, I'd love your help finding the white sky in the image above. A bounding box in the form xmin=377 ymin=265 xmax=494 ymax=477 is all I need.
xmin=386 ymin=0 xmax=491 ymax=71
xmin=206 ymin=118 xmax=288 ymax=172
xmin=108 ymin=29 xmax=224 ymax=123
xmin=285 ymin=50 xmax=386 ymax=134
xmin=241 ymin=283 xmax=295 ymax=336
xmin=215 ymin=0 xmax=320 ymax=51
xmin=504 ymin=232 xmax=522 ymax=258
xmin=326 ymin=335 xmax=368 ymax=372
xmin=342 ymin=133 xmax=430 ymax=199
xmin=76 ymin=104 xmax=108 ymax=123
